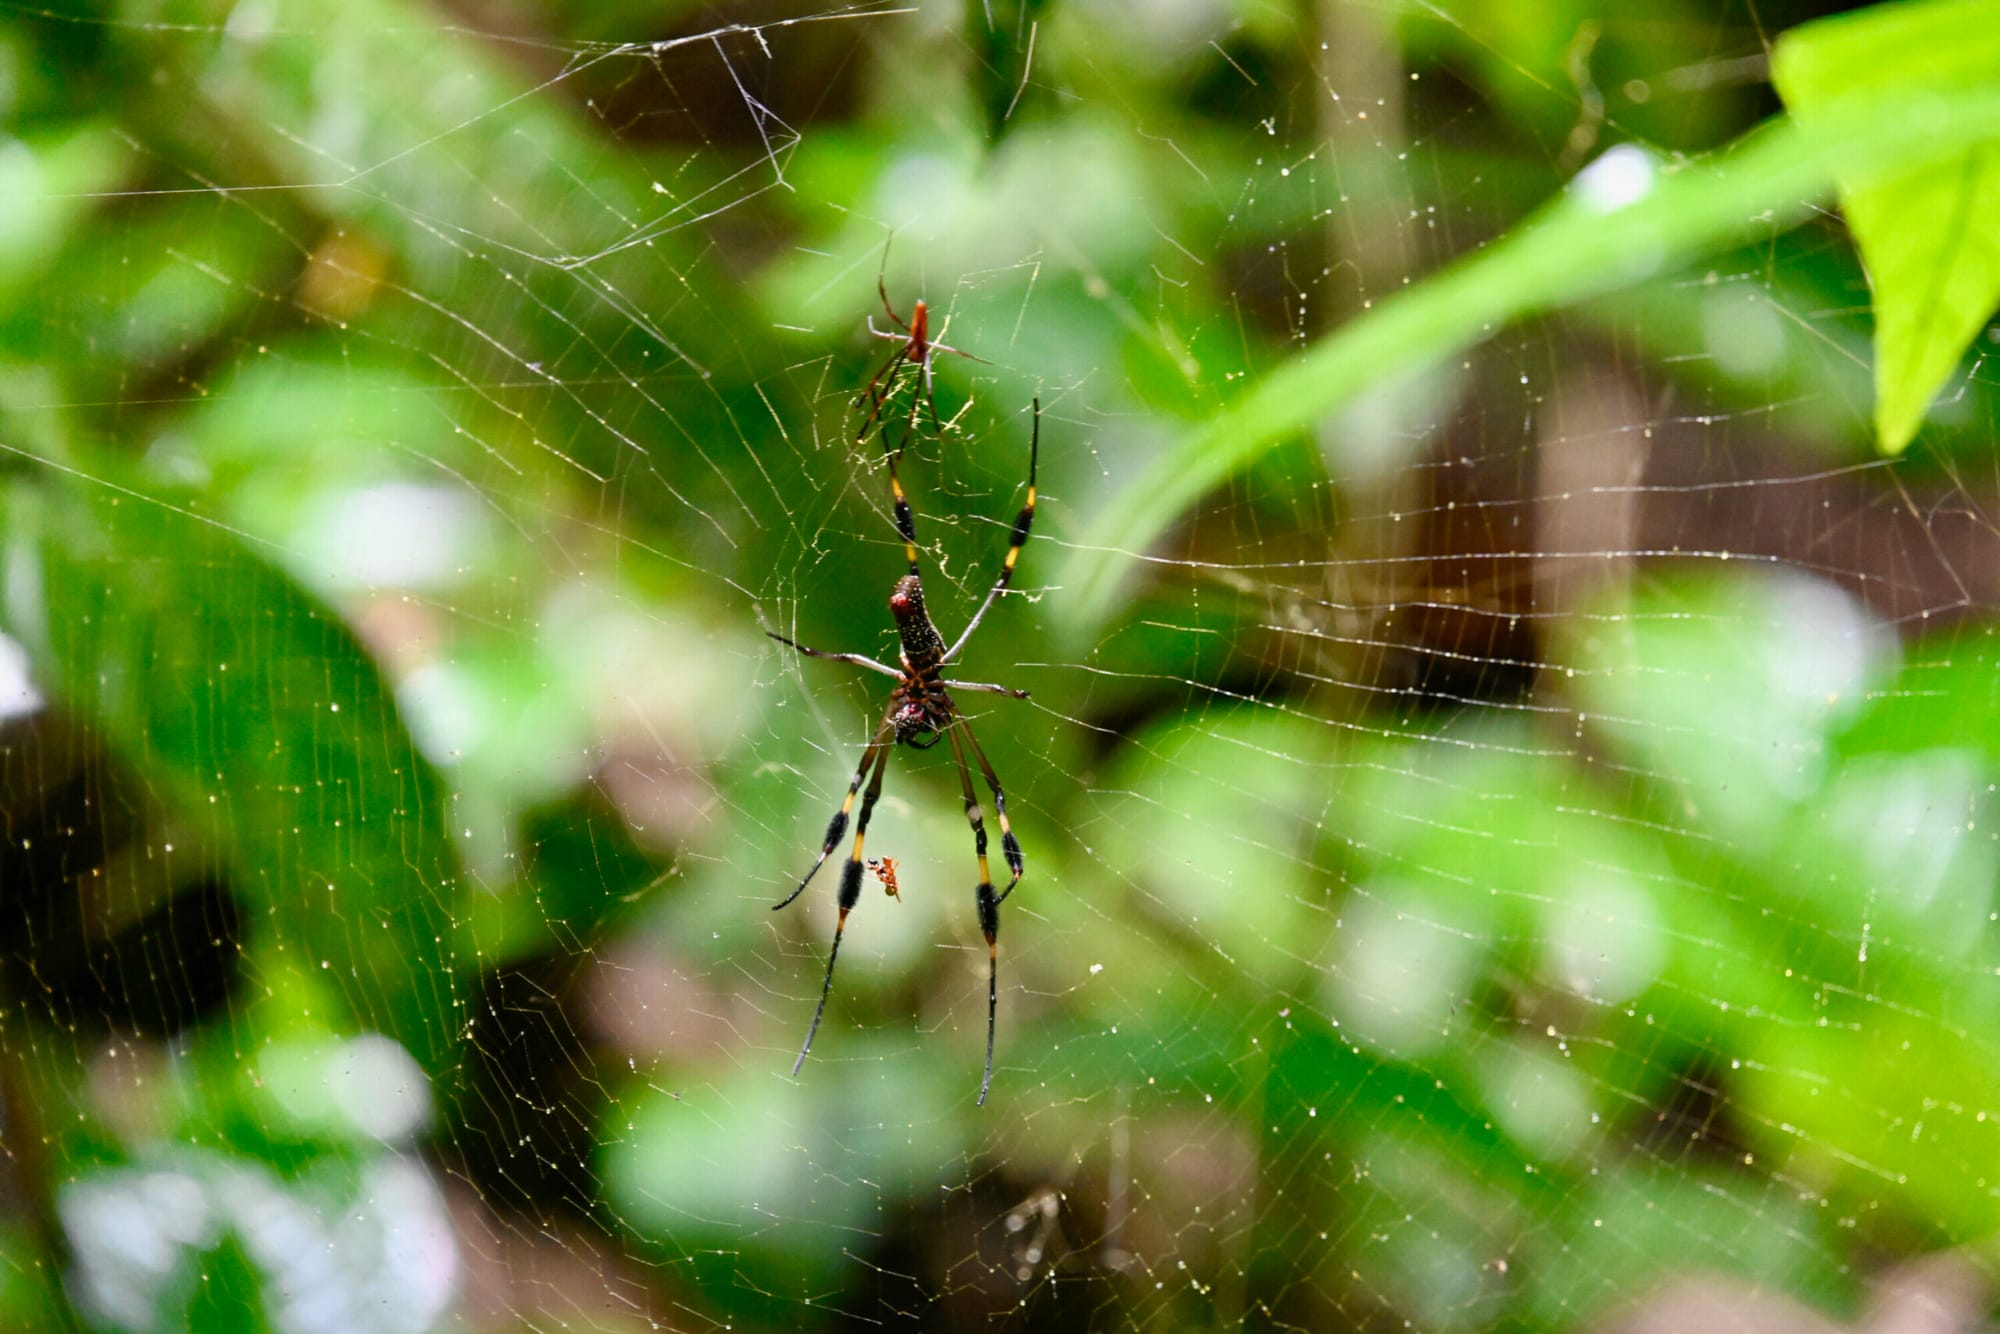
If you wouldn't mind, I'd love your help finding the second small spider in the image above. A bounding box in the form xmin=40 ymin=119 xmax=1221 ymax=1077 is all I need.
xmin=852 ymin=273 xmax=984 ymax=442
xmin=769 ymin=401 xmax=1041 ymax=1105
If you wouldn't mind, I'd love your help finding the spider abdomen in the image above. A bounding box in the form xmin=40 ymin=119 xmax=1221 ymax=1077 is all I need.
xmin=889 ymin=573 xmax=947 ymax=668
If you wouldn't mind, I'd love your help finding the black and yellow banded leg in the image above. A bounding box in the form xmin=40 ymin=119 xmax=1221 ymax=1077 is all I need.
xmin=945 ymin=726 xmax=1004 ymax=1105
xmin=943 ymin=399 xmax=1041 ymax=664
xmin=999 ymin=400 xmax=1041 ymax=585
xmin=975 ymin=877 xmax=999 ymax=1106
xmin=882 ymin=424 xmax=921 ymax=576
xmin=772 ymin=721 xmax=892 ymax=912
xmin=960 ymin=721 xmax=1024 ymax=903
xmin=791 ymin=741 xmax=891 ymax=1076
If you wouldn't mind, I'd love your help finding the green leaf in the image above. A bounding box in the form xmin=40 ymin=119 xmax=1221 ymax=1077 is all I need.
xmin=1057 ymin=80 xmax=2000 ymax=632
xmin=1771 ymin=0 xmax=2000 ymax=456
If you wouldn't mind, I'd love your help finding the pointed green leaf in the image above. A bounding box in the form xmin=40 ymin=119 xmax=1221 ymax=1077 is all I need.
xmin=1772 ymin=0 xmax=2000 ymax=455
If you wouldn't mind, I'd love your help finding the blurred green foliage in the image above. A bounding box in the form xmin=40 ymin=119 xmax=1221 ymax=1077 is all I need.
xmin=4 ymin=1 xmax=2000 ymax=1331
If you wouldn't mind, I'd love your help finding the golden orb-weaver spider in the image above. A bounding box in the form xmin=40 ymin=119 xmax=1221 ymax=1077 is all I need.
xmin=768 ymin=401 xmax=1040 ymax=1104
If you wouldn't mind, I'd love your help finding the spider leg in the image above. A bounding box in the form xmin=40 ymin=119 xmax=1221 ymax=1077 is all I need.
xmin=910 ymin=334 xmax=944 ymax=438
xmin=855 ymin=344 xmax=913 ymax=441
xmin=772 ymin=721 xmax=893 ymax=911
xmin=944 ymin=724 xmax=1003 ymax=1105
xmin=791 ymin=738 xmax=891 ymax=1076
xmin=957 ymin=717 xmax=1024 ymax=903
xmin=900 ymin=357 xmax=939 ymax=442
xmin=923 ymin=304 xmax=990 ymax=370
xmin=767 ymin=632 xmax=901 ymax=680
xmin=942 ymin=679 xmax=1029 ymax=699
xmin=883 ymin=424 xmax=923 ymax=577
xmin=924 ymin=331 xmax=990 ymax=367
xmin=877 ymin=265 xmax=909 ymax=333
xmin=942 ymin=399 xmax=1039 ymax=663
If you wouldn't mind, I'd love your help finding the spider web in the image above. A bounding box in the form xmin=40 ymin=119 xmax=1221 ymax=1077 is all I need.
xmin=4 ymin=1 xmax=2000 ymax=1331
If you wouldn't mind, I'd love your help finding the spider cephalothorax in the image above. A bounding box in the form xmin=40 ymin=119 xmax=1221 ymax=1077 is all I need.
xmin=767 ymin=402 xmax=1041 ymax=1104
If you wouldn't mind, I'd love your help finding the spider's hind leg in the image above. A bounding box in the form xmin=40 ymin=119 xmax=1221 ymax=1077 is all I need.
xmin=944 ymin=726 xmax=1007 ymax=1105
xmin=960 ymin=722 xmax=1024 ymax=904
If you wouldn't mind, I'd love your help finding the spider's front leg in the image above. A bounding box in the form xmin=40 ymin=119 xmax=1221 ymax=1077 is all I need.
xmin=942 ymin=399 xmax=1040 ymax=664
xmin=790 ymin=738 xmax=892 ymax=1076
xmin=773 ymin=720 xmax=893 ymax=911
